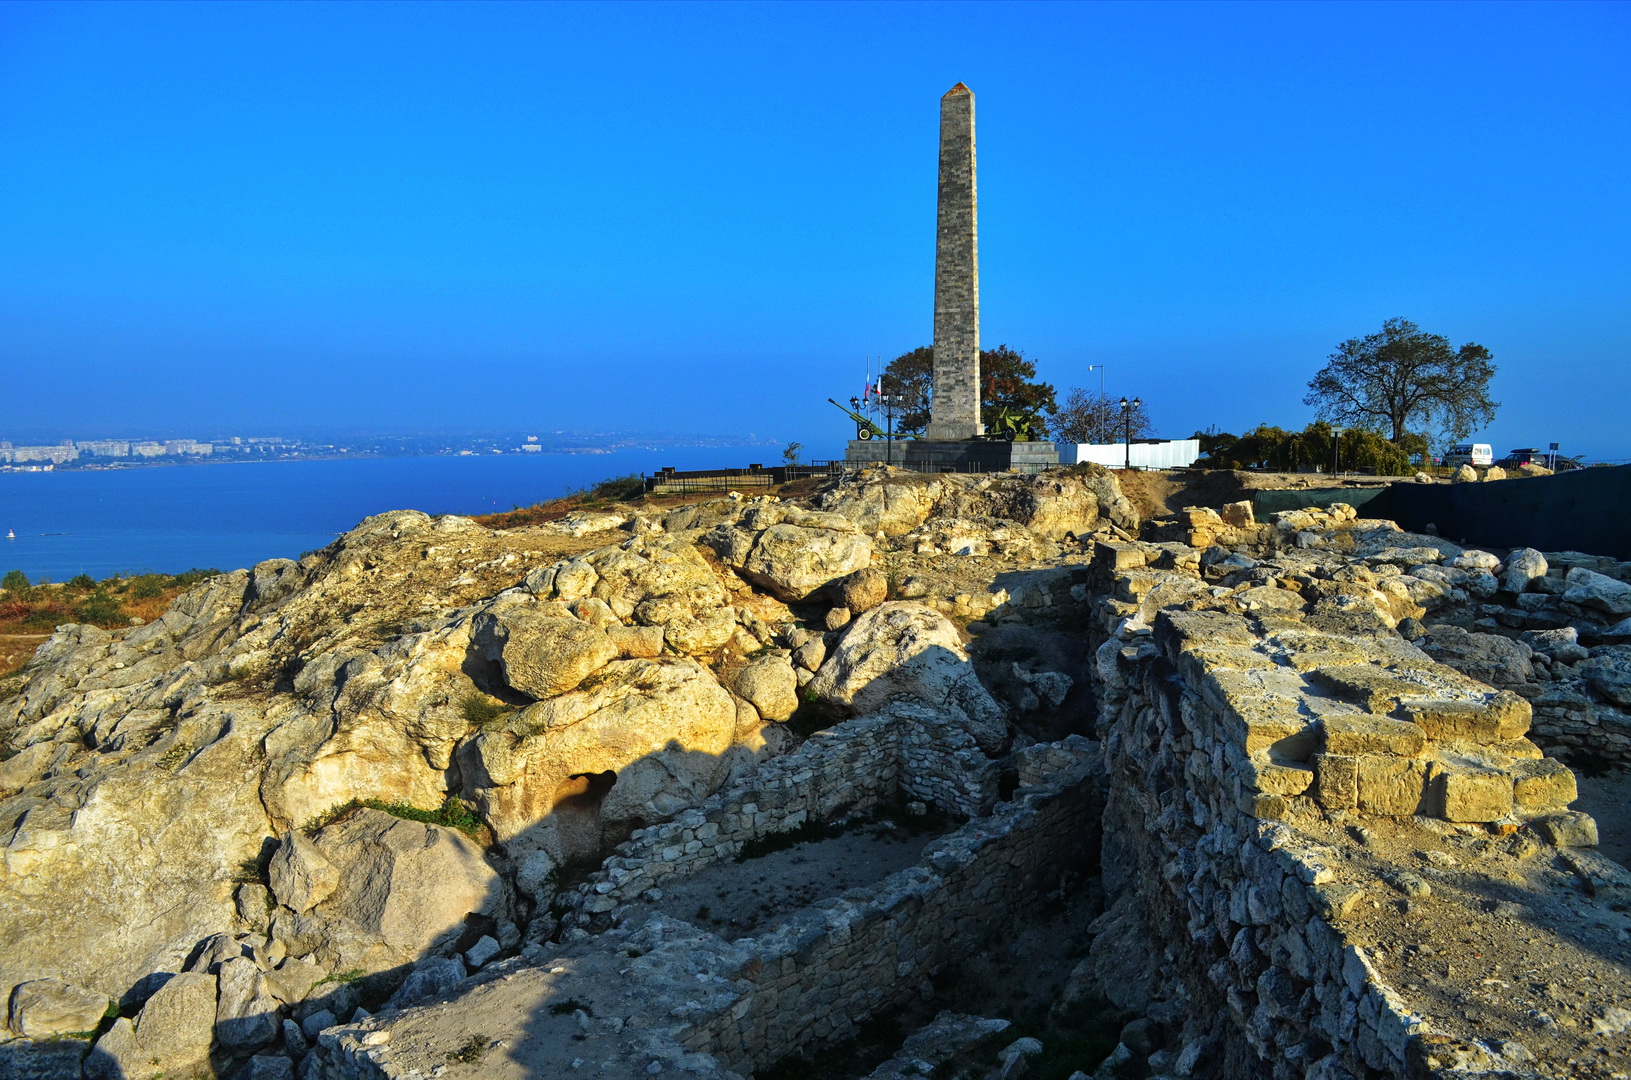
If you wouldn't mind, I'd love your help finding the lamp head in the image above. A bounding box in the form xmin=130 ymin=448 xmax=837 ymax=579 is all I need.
xmin=1119 ymin=396 xmax=1128 ymax=409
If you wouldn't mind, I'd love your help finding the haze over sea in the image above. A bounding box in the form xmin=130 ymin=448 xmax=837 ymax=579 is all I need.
xmin=0 ymin=448 xmax=761 ymax=582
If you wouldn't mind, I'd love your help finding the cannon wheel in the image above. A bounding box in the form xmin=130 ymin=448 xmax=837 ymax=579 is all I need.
xmin=857 ymin=427 xmax=874 ymax=441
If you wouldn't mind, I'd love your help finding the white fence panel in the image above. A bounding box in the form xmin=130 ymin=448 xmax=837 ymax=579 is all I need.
xmin=1059 ymin=439 xmax=1200 ymax=470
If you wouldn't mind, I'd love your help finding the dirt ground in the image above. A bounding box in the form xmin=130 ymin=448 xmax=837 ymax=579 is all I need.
xmin=626 ymin=820 xmax=943 ymax=941
xmin=1112 ymin=469 xmax=1390 ymax=522
xmin=1576 ymin=767 xmax=1631 ymax=870
xmin=1298 ymin=811 xmax=1631 ymax=1078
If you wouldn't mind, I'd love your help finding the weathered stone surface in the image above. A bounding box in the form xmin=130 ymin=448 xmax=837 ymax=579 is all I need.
xmin=268 ymin=831 xmax=340 ymax=915
xmin=1357 ymin=755 xmax=1430 ymax=816
xmin=6 ymin=978 xmax=110 ymax=1038
xmin=731 ymin=653 xmax=798 ymax=723
xmin=300 ymin=810 xmax=505 ymax=973
xmin=1402 ymin=693 xmax=1531 ymax=744
xmin=1512 ymin=758 xmax=1577 ymax=811
xmin=1563 ymin=567 xmax=1631 ymax=615
xmin=1419 ymin=625 xmax=1532 ymax=687
xmin=127 ymin=971 xmax=217 ymax=1073
xmin=1503 ymin=548 xmax=1548 ymax=593
xmin=1580 ymin=646 xmax=1631 ymax=707
xmin=216 ymin=956 xmax=281 ymax=1048
xmin=1437 ymin=766 xmax=1513 ymax=822
xmin=927 ymin=82 xmax=980 ymax=440
xmin=1452 ymin=464 xmax=1478 ymax=483
xmin=85 ymin=1018 xmax=144 ymax=1080
xmin=738 ymin=524 xmax=874 ymax=603
xmin=467 ymin=658 xmax=738 ymax=858
xmin=488 ymin=609 xmax=618 ymax=699
xmin=835 ymin=567 xmax=889 ymax=614
xmin=808 ymin=602 xmax=1005 ymax=750
xmin=1320 ymin=715 xmax=1427 ymax=757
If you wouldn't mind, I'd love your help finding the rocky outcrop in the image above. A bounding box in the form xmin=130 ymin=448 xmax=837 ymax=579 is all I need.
xmin=807 ymin=602 xmax=1006 ymax=752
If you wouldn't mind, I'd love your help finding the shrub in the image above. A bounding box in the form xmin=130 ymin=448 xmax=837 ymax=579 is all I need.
xmin=585 ymin=473 xmax=646 ymax=503
xmin=168 ymin=568 xmax=221 ymax=589
xmin=1 ymin=570 xmax=28 ymax=593
xmin=304 ymin=794 xmax=485 ymax=839
xmin=130 ymin=575 xmax=164 ymax=599
xmin=461 ymin=693 xmax=511 ymax=728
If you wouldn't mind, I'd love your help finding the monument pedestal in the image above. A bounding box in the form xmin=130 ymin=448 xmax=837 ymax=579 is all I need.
xmin=845 ymin=439 xmax=1059 ymax=475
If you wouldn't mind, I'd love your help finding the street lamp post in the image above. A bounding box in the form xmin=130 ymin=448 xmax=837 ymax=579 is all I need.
xmin=1119 ymin=396 xmax=1142 ymax=469
xmin=853 ymin=379 xmax=900 ymax=469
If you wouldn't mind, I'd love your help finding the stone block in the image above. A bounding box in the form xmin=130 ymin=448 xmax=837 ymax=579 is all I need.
xmin=1434 ymin=766 xmax=1514 ymax=823
xmin=1242 ymin=758 xmax=1315 ymax=796
xmin=1320 ymin=715 xmax=1426 ymax=757
xmin=1313 ymin=754 xmax=1358 ymax=811
xmin=1307 ymin=664 xmax=1435 ymax=713
xmin=1511 ymin=758 xmax=1577 ymax=811
xmin=1401 ymin=692 xmax=1530 ymax=744
xmin=1532 ymin=811 xmax=1598 ymax=847
xmin=1357 ymin=756 xmax=1430 ymax=817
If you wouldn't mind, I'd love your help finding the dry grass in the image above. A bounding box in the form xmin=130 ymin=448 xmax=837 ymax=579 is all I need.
xmin=0 ymin=570 xmax=215 ymax=677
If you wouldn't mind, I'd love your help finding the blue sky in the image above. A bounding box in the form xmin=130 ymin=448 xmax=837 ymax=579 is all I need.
xmin=1 ymin=1 xmax=1627 ymax=460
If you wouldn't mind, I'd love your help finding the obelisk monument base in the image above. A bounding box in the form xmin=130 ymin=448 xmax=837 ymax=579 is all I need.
xmin=845 ymin=438 xmax=1058 ymax=475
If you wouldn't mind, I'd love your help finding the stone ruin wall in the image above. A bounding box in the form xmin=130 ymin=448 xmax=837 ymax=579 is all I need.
xmin=675 ymin=759 xmax=1094 ymax=1074
xmin=556 ymin=701 xmax=1003 ymax=931
xmin=1087 ymin=535 xmax=1599 ymax=1080
xmin=310 ymin=742 xmax=1098 ymax=1080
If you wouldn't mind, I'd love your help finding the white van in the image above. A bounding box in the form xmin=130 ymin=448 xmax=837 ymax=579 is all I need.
xmin=1444 ymin=443 xmax=1493 ymax=467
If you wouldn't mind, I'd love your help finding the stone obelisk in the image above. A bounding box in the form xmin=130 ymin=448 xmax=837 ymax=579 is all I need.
xmin=926 ymin=82 xmax=981 ymax=440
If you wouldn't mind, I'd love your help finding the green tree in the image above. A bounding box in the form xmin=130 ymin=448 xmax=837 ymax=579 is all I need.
xmin=881 ymin=344 xmax=1058 ymax=437
xmin=782 ymin=441 xmax=804 ymax=466
xmin=2 ymin=570 xmax=28 ymax=593
xmin=1055 ymin=389 xmax=1155 ymax=444
xmin=1304 ymin=318 xmax=1497 ymax=444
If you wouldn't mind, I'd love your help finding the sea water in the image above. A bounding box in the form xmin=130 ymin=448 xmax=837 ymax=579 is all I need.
xmin=0 ymin=448 xmax=770 ymax=581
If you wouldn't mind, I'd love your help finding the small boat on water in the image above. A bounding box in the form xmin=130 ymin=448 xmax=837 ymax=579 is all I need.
xmin=5 ymin=529 xmax=13 ymax=540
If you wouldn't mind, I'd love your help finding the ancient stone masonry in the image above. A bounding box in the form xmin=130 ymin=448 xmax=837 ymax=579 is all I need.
xmin=305 ymin=742 xmax=1098 ymax=1080
xmin=555 ymin=699 xmax=1004 ymax=932
xmin=927 ymin=82 xmax=980 ymax=441
xmin=1083 ymin=522 xmax=1631 ymax=1079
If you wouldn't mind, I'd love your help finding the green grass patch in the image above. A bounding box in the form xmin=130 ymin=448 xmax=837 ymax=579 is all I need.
xmin=460 ymin=692 xmax=512 ymax=728
xmin=448 ymin=1034 xmax=489 ymax=1064
xmin=304 ymin=794 xmax=485 ymax=839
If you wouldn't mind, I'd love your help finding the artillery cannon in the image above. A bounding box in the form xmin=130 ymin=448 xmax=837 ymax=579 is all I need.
xmin=828 ymin=398 xmax=887 ymax=441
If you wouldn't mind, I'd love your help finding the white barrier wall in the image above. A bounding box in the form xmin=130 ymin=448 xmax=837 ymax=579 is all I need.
xmin=1059 ymin=438 xmax=1200 ymax=469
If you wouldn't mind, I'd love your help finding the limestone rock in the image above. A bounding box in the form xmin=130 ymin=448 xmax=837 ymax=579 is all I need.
xmin=6 ymin=978 xmax=110 ymax=1038
xmin=85 ymin=1018 xmax=145 ymax=1080
xmin=1563 ymin=567 xmax=1631 ymax=616
xmin=241 ymin=1055 xmax=296 ymax=1080
xmin=268 ymin=831 xmax=340 ymax=915
xmin=215 ymin=956 xmax=282 ymax=1049
xmin=807 ymin=602 xmax=1005 ymax=751
xmin=824 ymin=607 xmax=852 ymax=631
xmin=382 ymin=956 xmax=466 ymax=1011
xmin=1453 ymin=464 xmax=1478 ymax=483
xmin=737 ymin=523 xmax=874 ymax=603
xmin=732 ymin=654 xmax=799 ymax=722
xmin=1580 ymin=646 xmax=1631 ymax=707
xmin=1483 ymin=465 xmax=1507 ymax=481
xmin=1517 ymin=462 xmax=1553 ymax=477
xmin=487 ymin=609 xmax=618 ymax=699
xmin=302 ymin=810 xmax=506 ymax=973
xmin=1520 ymin=628 xmax=1589 ymax=665
xmin=131 ymin=971 xmax=217 ymax=1073
xmin=1419 ymin=625 xmax=1532 ymax=688
xmin=465 ymin=658 xmax=737 ymax=862
xmin=816 ymin=473 xmax=944 ymax=536
xmin=1504 ymin=548 xmax=1548 ymax=593
xmin=834 ymin=567 xmax=889 ymax=614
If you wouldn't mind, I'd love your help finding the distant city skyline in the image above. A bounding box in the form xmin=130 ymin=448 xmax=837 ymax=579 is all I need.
xmin=1 ymin=1 xmax=1626 ymax=459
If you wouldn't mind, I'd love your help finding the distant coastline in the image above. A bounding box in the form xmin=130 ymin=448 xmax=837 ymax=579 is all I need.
xmin=0 ymin=432 xmax=781 ymax=474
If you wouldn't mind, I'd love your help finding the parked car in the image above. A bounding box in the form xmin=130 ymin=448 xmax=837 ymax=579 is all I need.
xmin=1443 ymin=443 xmax=1493 ymax=467
xmin=1497 ymin=448 xmax=1544 ymax=468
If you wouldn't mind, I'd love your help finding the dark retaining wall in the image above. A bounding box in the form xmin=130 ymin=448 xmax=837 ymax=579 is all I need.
xmin=1253 ymin=465 xmax=1631 ymax=559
